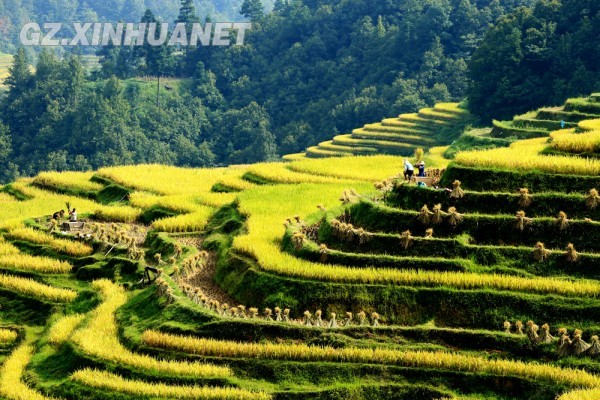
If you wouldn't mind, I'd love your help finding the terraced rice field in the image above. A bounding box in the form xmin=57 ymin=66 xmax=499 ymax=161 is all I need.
xmin=491 ymin=94 xmax=600 ymax=139
xmin=305 ymin=102 xmax=473 ymax=158
xmin=3 ymin=104 xmax=600 ymax=398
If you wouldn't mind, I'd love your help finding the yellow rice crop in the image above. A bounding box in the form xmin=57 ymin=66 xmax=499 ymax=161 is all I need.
xmin=71 ymin=280 xmax=232 ymax=378
xmin=10 ymin=179 xmax=57 ymax=199
xmin=0 ymin=193 xmax=16 ymax=203
xmin=47 ymin=314 xmax=85 ymax=346
xmin=93 ymin=205 xmax=141 ymax=223
xmin=214 ymin=175 xmax=255 ymax=191
xmin=234 ymin=183 xmax=600 ymax=297
xmin=419 ymin=108 xmax=459 ymax=121
xmin=197 ymin=192 xmax=238 ymax=207
xmin=33 ymin=172 xmax=103 ymax=192
xmin=288 ymin=155 xmax=406 ymax=181
xmin=0 ymin=274 xmax=76 ymax=302
xmin=0 ymin=254 xmax=72 ymax=274
xmin=434 ymin=103 xmax=468 ymax=114
xmin=455 ymin=137 xmax=600 ymax=175
xmin=551 ymin=130 xmax=600 ymax=153
xmin=245 ymin=162 xmax=347 ymax=184
xmin=143 ymin=330 xmax=600 ymax=389
xmin=151 ymin=206 xmax=215 ymax=232
xmin=558 ymin=389 xmax=600 ymax=400
xmin=424 ymin=146 xmax=451 ymax=168
xmin=129 ymin=192 xmax=200 ymax=213
xmin=0 ymin=344 xmax=54 ymax=400
xmin=332 ymin=134 xmax=412 ymax=150
xmin=0 ymin=239 xmax=20 ymax=255
xmin=8 ymin=228 xmax=93 ymax=257
xmin=130 ymin=192 xmax=235 ymax=211
xmin=71 ymin=369 xmax=271 ymax=400
xmin=578 ymin=119 xmax=600 ymax=132
xmin=0 ymin=329 xmax=17 ymax=344
xmin=282 ymin=152 xmax=308 ymax=162
xmin=306 ymin=146 xmax=349 ymax=158
xmin=97 ymin=164 xmax=248 ymax=196
xmin=0 ymin=179 xmax=140 ymax=226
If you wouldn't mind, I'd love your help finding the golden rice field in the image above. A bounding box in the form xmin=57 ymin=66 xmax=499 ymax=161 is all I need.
xmin=7 ymin=228 xmax=93 ymax=257
xmin=0 ymin=329 xmax=17 ymax=344
xmin=0 ymin=179 xmax=141 ymax=228
xmin=0 ymin=193 xmax=16 ymax=203
xmin=47 ymin=314 xmax=85 ymax=346
xmin=93 ymin=205 xmax=142 ymax=223
xmin=129 ymin=191 xmax=236 ymax=211
xmin=97 ymin=164 xmax=248 ymax=196
xmin=71 ymin=280 xmax=232 ymax=378
xmin=419 ymin=108 xmax=460 ymax=121
xmin=151 ymin=206 xmax=215 ymax=232
xmin=245 ymin=162 xmax=351 ymax=184
xmin=0 ymin=274 xmax=76 ymax=302
xmin=282 ymin=152 xmax=307 ymax=162
xmin=434 ymin=103 xmax=469 ymax=114
xmin=559 ymin=389 xmax=600 ymax=400
xmin=233 ymin=183 xmax=600 ymax=296
xmin=0 ymin=239 xmax=19 ymax=255
xmin=129 ymin=192 xmax=200 ymax=214
xmin=71 ymin=369 xmax=271 ymax=400
xmin=33 ymin=172 xmax=103 ymax=192
xmin=0 ymin=254 xmax=72 ymax=274
xmin=0 ymin=344 xmax=52 ymax=400
xmin=455 ymin=137 xmax=600 ymax=175
xmin=143 ymin=330 xmax=600 ymax=389
xmin=551 ymin=130 xmax=600 ymax=153
xmin=213 ymin=174 xmax=256 ymax=191
xmin=578 ymin=119 xmax=600 ymax=132
xmin=287 ymin=155 xmax=408 ymax=181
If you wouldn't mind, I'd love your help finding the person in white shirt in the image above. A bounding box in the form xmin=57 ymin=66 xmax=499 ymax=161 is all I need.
xmin=69 ymin=209 xmax=78 ymax=222
xmin=403 ymin=159 xmax=414 ymax=181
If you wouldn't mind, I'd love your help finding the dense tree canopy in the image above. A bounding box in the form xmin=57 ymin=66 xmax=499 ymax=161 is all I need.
xmin=469 ymin=0 xmax=600 ymax=120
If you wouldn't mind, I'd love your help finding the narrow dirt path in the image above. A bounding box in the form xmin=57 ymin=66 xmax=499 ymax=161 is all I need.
xmin=176 ymin=237 xmax=237 ymax=306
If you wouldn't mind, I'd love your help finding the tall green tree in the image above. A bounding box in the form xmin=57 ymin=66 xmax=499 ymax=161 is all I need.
xmin=241 ymin=0 xmax=264 ymax=21
xmin=176 ymin=0 xmax=200 ymax=75
xmin=0 ymin=121 xmax=17 ymax=182
xmin=4 ymin=48 xmax=32 ymax=99
xmin=139 ymin=9 xmax=174 ymax=76
xmin=177 ymin=0 xmax=200 ymax=34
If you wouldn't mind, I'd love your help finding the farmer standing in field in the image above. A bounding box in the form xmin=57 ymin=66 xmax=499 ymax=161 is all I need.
xmin=404 ymin=159 xmax=414 ymax=181
xmin=561 ymin=120 xmax=566 ymax=129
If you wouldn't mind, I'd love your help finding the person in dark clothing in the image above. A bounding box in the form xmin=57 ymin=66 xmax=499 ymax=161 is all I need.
xmin=417 ymin=161 xmax=426 ymax=177
xmin=141 ymin=266 xmax=162 ymax=284
xmin=52 ymin=210 xmax=65 ymax=220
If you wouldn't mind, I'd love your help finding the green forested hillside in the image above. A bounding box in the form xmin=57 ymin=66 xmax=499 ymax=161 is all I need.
xmin=0 ymin=0 xmax=538 ymax=183
xmin=469 ymin=0 xmax=600 ymax=120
